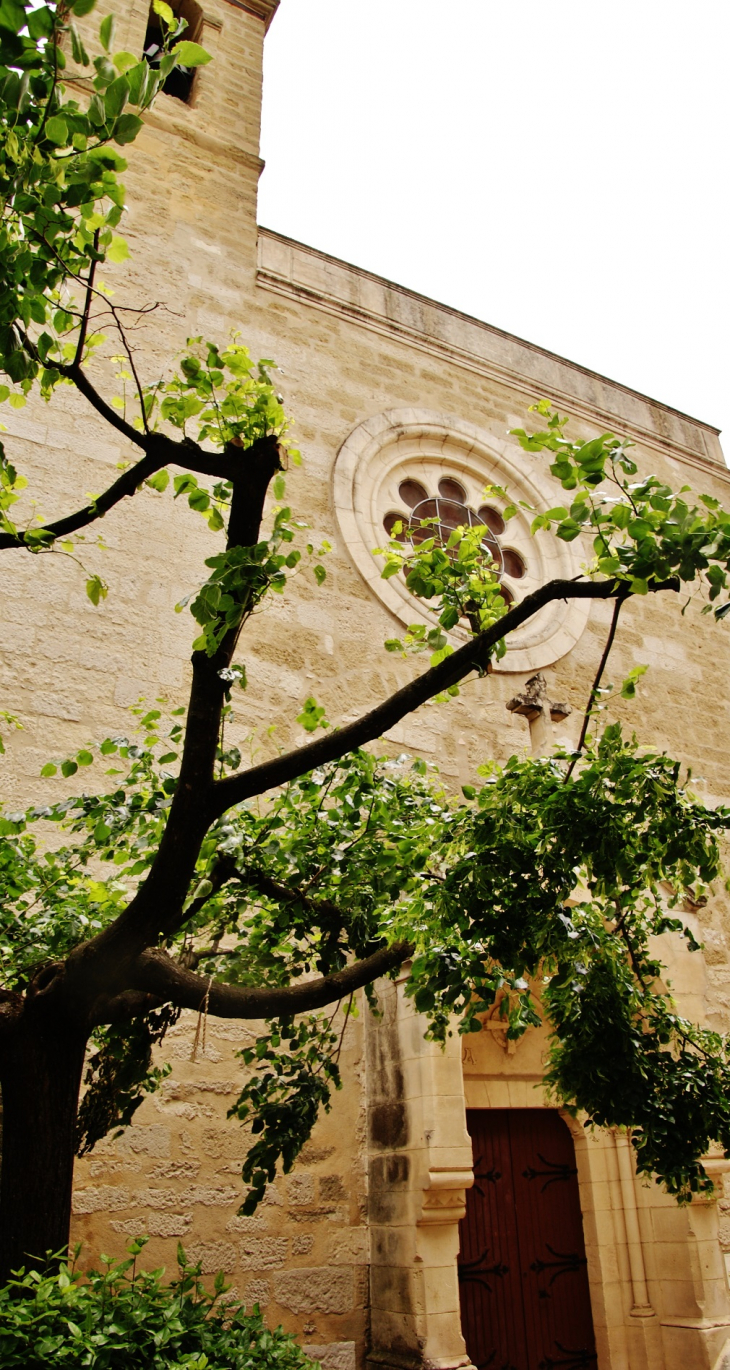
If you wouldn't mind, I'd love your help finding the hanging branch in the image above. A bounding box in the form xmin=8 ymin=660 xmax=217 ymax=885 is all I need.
xmin=564 ymin=592 xmax=627 ymax=783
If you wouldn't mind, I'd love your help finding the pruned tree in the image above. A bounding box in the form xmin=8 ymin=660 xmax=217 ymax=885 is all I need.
xmin=2 ymin=0 xmax=730 ymax=1281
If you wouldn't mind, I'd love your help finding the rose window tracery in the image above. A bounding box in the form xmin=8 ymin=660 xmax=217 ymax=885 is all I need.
xmin=382 ymin=475 xmax=527 ymax=607
xmin=333 ymin=409 xmax=592 ymax=672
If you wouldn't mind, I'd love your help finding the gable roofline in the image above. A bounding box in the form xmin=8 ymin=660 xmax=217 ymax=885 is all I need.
xmin=258 ymin=227 xmax=725 ymax=476
xmin=258 ymin=227 xmax=721 ymax=441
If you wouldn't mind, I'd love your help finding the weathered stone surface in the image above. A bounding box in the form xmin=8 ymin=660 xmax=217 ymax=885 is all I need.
xmin=274 ymin=1268 xmax=354 ymax=1315
xmin=239 ymin=1236 xmax=289 ymax=1270
xmin=73 ymin=1187 xmax=131 ymax=1214
xmin=244 ymin=1278 xmax=271 ymax=1308
xmin=186 ymin=1240 xmax=238 ymax=1273
xmin=304 ymin=1344 xmax=356 ymax=1370
xmin=287 ymin=1174 xmax=316 ymax=1207
xmin=116 ymin=1125 xmax=171 ymax=1159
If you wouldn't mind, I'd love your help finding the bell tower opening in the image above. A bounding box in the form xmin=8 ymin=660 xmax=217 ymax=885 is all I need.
xmin=142 ymin=0 xmax=203 ymax=105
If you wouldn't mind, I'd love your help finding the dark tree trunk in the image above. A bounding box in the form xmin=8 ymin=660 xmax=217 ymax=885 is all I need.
xmin=0 ymin=1006 xmax=87 ymax=1280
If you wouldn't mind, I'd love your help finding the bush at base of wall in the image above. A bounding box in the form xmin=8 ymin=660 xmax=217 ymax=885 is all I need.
xmin=0 ymin=1239 xmax=317 ymax=1369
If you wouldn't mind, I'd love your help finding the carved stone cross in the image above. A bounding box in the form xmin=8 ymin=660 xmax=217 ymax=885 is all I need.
xmin=506 ymin=673 xmax=572 ymax=757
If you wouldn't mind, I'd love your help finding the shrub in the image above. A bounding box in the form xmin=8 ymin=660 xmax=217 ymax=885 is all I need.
xmin=0 ymin=1240 xmax=318 ymax=1369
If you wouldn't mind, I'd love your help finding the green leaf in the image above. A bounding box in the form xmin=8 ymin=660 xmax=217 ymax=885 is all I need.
xmin=0 ymin=0 xmax=27 ymax=33
xmin=86 ymin=575 xmax=108 ymax=606
xmin=113 ymin=50 xmax=140 ymax=73
xmin=70 ymin=23 xmax=90 ymax=64
xmin=152 ymin=0 xmax=174 ymax=24
xmin=104 ymin=73 xmax=129 ymax=119
xmin=71 ymin=0 xmax=97 ymax=14
xmin=112 ymin=112 xmax=143 ymax=145
xmin=296 ymin=696 xmax=329 ymax=733
xmin=106 ymin=236 xmax=130 ymax=264
xmin=99 ymin=12 xmax=115 ymax=51
xmin=40 ymin=763 xmax=57 ymax=778
xmin=171 ymin=41 xmax=212 ymax=67
xmin=44 ymin=116 xmax=68 ymax=146
xmin=145 ymin=470 xmax=170 ymax=493
xmin=61 ymin=760 xmax=78 ymax=778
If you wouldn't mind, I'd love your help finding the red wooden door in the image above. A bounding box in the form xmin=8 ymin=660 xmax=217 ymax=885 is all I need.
xmin=458 ymin=1109 xmax=596 ymax=1370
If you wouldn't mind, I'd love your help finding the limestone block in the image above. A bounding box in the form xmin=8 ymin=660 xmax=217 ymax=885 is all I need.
xmin=186 ymin=1240 xmax=238 ymax=1273
xmin=149 ymin=1213 xmax=194 ymax=1238
xmin=329 ymin=1229 xmax=368 ymax=1265
xmin=245 ymin=1278 xmax=271 ymax=1307
xmin=304 ymin=1343 xmax=356 ymax=1370
xmin=287 ymin=1173 xmax=316 ymax=1206
xmin=239 ymin=1237 xmax=289 ymax=1269
xmin=115 ymin=1125 xmax=171 ymax=1159
xmin=73 ymin=1187 xmax=131 ymax=1214
xmin=274 ymin=1267 xmax=355 ymax=1315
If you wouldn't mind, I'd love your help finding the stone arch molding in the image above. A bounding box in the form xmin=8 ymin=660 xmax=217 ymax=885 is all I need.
xmin=333 ymin=408 xmax=591 ymax=673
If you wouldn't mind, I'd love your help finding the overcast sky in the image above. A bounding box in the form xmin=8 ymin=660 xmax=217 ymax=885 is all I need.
xmin=258 ymin=1 xmax=728 ymax=460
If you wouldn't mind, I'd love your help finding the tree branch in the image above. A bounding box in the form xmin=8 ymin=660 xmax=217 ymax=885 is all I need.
xmin=20 ymin=326 xmax=146 ymax=451
xmin=564 ymin=592 xmax=626 ymax=782
xmin=89 ymin=989 xmax=164 ymax=1028
xmin=0 ymin=434 xmax=238 ymax=551
xmin=70 ymin=436 xmax=286 ymax=975
xmin=235 ymin=867 xmax=346 ymax=928
xmin=128 ymin=942 xmax=413 ymax=1020
xmin=211 ymin=577 xmax=679 ymax=817
xmin=73 ymin=237 xmax=98 ymax=369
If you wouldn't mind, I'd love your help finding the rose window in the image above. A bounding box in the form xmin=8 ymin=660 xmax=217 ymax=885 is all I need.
xmin=333 ymin=408 xmax=593 ymax=671
xmin=382 ymin=475 xmax=527 ymax=607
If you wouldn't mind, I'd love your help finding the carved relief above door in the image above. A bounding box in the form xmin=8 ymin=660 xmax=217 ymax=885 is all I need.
xmin=458 ymin=1109 xmax=596 ymax=1370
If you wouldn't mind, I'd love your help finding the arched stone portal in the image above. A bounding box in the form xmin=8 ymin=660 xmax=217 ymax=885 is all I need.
xmin=366 ymin=974 xmax=730 ymax=1370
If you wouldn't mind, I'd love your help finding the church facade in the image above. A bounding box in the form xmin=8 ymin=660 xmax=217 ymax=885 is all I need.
xmin=3 ymin=3 xmax=730 ymax=1369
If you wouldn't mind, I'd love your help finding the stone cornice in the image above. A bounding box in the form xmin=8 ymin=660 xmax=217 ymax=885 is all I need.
xmin=223 ymin=0 xmax=280 ymax=30
xmin=257 ymin=228 xmax=727 ymax=478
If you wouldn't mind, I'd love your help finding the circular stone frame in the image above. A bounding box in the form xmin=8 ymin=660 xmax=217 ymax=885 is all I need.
xmin=332 ymin=408 xmax=591 ymax=673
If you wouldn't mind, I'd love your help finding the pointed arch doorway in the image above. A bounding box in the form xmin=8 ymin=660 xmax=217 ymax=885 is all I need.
xmin=458 ymin=1109 xmax=597 ymax=1370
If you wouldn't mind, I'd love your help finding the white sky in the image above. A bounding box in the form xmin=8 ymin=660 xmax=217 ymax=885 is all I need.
xmin=259 ymin=0 xmax=729 ymax=460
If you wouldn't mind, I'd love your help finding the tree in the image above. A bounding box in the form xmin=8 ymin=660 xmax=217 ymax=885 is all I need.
xmin=2 ymin=0 xmax=730 ymax=1281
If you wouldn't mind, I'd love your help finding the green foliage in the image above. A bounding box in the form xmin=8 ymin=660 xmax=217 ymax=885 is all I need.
xmin=187 ymin=507 xmax=303 ymax=656
xmin=231 ymin=1012 xmax=345 ymax=1214
xmin=404 ymin=722 xmax=730 ymax=1199
xmin=296 ymin=696 xmax=329 ymax=733
xmin=0 ymin=739 xmax=453 ymax=1185
xmin=514 ymin=401 xmax=730 ymax=610
xmin=0 ymin=1240 xmax=318 ymax=1368
xmin=0 ymin=1 xmax=205 ymax=402
xmin=376 ymin=517 xmax=511 ymax=666
xmin=75 ymin=1005 xmax=179 ymax=1157
xmin=6 ymin=709 xmax=730 ymax=1204
xmin=141 ymin=338 xmax=300 ymax=454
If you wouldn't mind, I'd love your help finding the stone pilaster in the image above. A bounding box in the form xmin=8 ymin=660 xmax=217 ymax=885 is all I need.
xmin=366 ymin=974 xmax=475 ymax=1370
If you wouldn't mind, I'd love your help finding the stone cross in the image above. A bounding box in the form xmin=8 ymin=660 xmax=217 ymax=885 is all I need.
xmin=506 ymin=673 xmax=571 ymax=757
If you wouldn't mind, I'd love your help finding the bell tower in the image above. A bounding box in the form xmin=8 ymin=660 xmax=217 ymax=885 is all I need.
xmin=71 ymin=0 xmax=281 ymax=269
